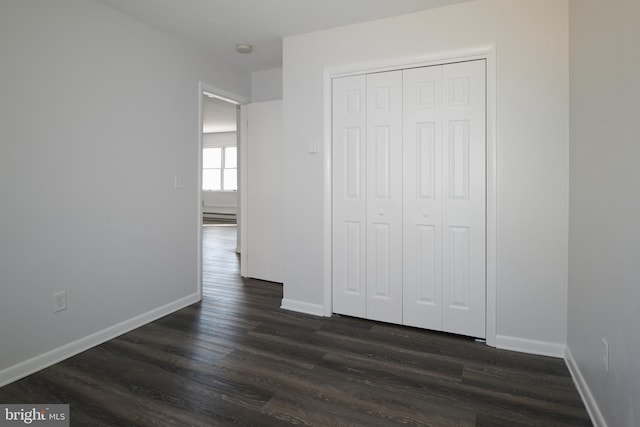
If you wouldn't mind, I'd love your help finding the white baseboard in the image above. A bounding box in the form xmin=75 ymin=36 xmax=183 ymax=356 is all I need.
xmin=495 ymin=334 xmax=566 ymax=358
xmin=280 ymin=298 xmax=327 ymax=317
xmin=565 ymin=347 xmax=607 ymax=427
xmin=0 ymin=293 xmax=201 ymax=388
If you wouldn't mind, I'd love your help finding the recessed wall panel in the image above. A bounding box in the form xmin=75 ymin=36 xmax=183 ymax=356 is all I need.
xmin=346 ymin=221 xmax=362 ymax=294
xmin=417 ymin=225 xmax=436 ymax=304
xmin=449 ymin=77 xmax=470 ymax=107
xmin=345 ymin=89 xmax=362 ymax=113
xmin=344 ymin=127 xmax=361 ymax=199
xmin=417 ymin=81 xmax=436 ymax=109
xmin=373 ymin=223 xmax=391 ymax=298
xmin=450 ymin=120 xmax=470 ymax=200
xmin=449 ymin=226 xmax=470 ymax=309
xmin=417 ymin=122 xmax=436 ymax=200
xmin=374 ymin=126 xmax=391 ymax=199
xmin=373 ymin=86 xmax=391 ymax=112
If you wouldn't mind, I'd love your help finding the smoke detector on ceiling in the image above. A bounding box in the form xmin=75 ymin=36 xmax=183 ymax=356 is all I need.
xmin=235 ymin=44 xmax=253 ymax=54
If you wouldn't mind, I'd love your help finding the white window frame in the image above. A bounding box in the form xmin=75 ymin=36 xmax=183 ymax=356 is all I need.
xmin=202 ymin=144 xmax=237 ymax=192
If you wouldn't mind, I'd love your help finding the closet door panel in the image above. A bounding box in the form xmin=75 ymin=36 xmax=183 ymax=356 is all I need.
xmin=332 ymin=75 xmax=367 ymax=318
xmin=442 ymin=60 xmax=486 ymax=338
xmin=402 ymin=65 xmax=444 ymax=329
xmin=366 ymin=71 xmax=403 ymax=324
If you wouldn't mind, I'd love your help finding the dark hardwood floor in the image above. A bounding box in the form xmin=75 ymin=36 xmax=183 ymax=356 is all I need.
xmin=0 ymin=224 xmax=591 ymax=426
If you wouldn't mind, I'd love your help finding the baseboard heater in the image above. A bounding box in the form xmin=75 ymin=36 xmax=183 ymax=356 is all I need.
xmin=203 ymin=212 xmax=237 ymax=223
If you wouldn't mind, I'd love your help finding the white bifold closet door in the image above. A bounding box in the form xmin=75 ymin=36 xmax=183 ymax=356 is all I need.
xmin=402 ymin=61 xmax=486 ymax=338
xmin=332 ymin=70 xmax=403 ymax=324
xmin=332 ymin=74 xmax=367 ymax=318
xmin=365 ymin=71 xmax=404 ymax=324
xmin=332 ymin=60 xmax=485 ymax=338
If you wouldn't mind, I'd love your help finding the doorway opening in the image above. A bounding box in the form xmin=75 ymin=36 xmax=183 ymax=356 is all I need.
xmin=201 ymin=92 xmax=239 ymax=226
xmin=198 ymin=84 xmax=247 ymax=298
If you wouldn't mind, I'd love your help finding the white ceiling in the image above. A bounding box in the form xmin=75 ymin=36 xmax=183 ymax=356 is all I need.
xmin=96 ymin=0 xmax=473 ymax=74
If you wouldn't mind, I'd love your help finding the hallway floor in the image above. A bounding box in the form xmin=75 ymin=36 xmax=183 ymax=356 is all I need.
xmin=0 ymin=225 xmax=591 ymax=426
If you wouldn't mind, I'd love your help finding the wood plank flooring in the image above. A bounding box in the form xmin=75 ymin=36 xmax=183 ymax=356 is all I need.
xmin=0 ymin=224 xmax=591 ymax=426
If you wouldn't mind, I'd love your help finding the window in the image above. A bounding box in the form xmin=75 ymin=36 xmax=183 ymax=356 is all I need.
xmin=203 ymin=146 xmax=237 ymax=191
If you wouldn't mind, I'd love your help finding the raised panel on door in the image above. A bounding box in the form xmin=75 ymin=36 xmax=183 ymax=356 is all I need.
xmin=402 ymin=65 xmax=444 ymax=329
xmin=332 ymin=75 xmax=367 ymax=318
xmin=366 ymin=71 xmax=403 ymax=324
xmin=441 ymin=60 xmax=486 ymax=338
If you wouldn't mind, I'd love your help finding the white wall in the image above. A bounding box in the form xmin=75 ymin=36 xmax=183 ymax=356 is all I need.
xmin=283 ymin=0 xmax=569 ymax=353
xmin=251 ymin=68 xmax=283 ymax=102
xmin=202 ymin=132 xmax=238 ymax=216
xmin=0 ymin=0 xmax=249 ymax=385
xmin=567 ymin=1 xmax=640 ymax=425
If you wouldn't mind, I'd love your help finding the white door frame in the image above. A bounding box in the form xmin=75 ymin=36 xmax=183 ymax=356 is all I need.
xmin=322 ymin=45 xmax=498 ymax=347
xmin=197 ymin=82 xmax=248 ymax=298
